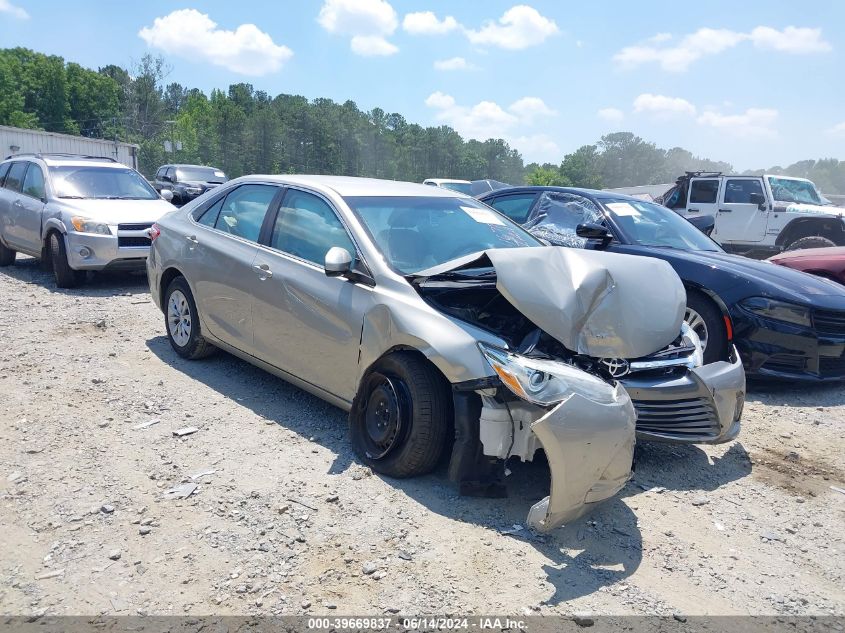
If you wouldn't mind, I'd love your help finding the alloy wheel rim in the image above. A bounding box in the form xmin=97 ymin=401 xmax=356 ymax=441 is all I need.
xmin=684 ymin=307 xmax=709 ymax=352
xmin=167 ymin=289 xmax=192 ymax=347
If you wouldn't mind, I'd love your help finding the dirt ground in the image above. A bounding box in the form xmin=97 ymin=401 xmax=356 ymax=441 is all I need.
xmin=1 ymin=256 xmax=844 ymax=618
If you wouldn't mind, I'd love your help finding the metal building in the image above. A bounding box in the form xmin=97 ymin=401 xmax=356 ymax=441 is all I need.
xmin=0 ymin=125 xmax=139 ymax=169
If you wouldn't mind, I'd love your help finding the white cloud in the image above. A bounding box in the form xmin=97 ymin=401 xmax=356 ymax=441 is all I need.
xmin=614 ymin=25 xmax=831 ymax=72
xmin=425 ymin=92 xmax=558 ymax=161
xmin=633 ymin=93 xmax=697 ymax=117
xmin=827 ymin=121 xmax=845 ymax=137
xmin=465 ymin=5 xmax=559 ymax=50
xmin=433 ymin=57 xmax=476 ymax=71
xmin=0 ymin=0 xmax=28 ymax=19
xmin=138 ymin=9 xmax=292 ymax=76
xmin=403 ymin=11 xmax=459 ymax=35
xmin=597 ymin=107 xmax=625 ymax=123
xmin=697 ymin=108 xmax=779 ymax=139
xmin=317 ymin=0 xmax=399 ymax=56
xmin=509 ymin=96 xmax=557 ymax=122
xmin=351 ymin=35 xmax=398 ymax=56
xmin=750 ymin=26 xmax=831 ymax=53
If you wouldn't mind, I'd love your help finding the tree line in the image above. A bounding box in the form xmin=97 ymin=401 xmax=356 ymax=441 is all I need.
xmin=2 ymin=47 xmax=844 ymax=193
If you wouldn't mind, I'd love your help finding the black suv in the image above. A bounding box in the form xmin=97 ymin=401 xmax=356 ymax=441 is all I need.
xmin=153 ymin=164 xmax=228 ymax=206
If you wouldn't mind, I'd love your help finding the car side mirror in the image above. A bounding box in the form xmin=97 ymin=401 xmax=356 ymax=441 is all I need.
xmin=160 ymin=189 xmax=174 ymax=202
xmin=325 ymin=246 xmax=352 ymax=277
xmin=576 ymin=222 xmax=613 ymax=249
xmin=749 ymin=192 xmax=767 ymax=210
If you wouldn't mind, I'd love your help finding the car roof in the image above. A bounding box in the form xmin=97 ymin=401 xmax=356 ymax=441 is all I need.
xmin=424 ymin=178 xmax=472 ymax=185
xmin=169 ymin=164 xmax=222 ymax=169
xmin=2 ymin=154 xmax=123 ymax=169
xmin=480 ymin=185 xmax=644 ymax=203
xmin=237 ymin=175 xmax=472 ymax=198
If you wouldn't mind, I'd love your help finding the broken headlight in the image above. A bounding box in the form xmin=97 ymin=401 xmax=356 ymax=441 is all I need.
xmin=478 ymin=342 xmax=618 ymax=406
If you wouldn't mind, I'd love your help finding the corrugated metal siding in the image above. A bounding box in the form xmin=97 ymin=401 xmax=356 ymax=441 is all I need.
xmin=0 ymin=125 xmax=139 ymax=169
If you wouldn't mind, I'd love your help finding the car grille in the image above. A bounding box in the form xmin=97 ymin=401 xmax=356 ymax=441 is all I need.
xmin=813 ymin=309 xmax=845 ymax=335
xmin=632 ymin=397 xmax=720 ymax=439
xmin=118 ymin=236 xmax=151 ymax=248
xmin=118 ymin=223 xmax=154 ymax=231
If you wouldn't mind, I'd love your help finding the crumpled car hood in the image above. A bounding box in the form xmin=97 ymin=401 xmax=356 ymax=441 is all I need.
xmin=485 ymin=247 xmax=686 ymax=359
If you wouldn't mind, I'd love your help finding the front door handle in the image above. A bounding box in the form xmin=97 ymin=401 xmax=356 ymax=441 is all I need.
xmin=185 ymin=235 xmax=199 ymax=247
xmin=718 ymin=209 xmax=732 ymax=213
xmin=13 ymin=199 xmax=23 ymax=207
xmin=688 ymin=208 xmax=700 ymax=213
xmin=254 ymin=263 xmax=273 ymax=279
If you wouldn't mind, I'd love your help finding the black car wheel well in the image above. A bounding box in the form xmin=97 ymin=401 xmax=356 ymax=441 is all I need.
xmin=159 ymin=267 xmax=186 ymax=312
xmin=775 ymin=218 xmax=845 ymax=248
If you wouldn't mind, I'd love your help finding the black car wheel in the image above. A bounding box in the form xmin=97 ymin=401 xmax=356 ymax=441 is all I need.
xmin=164 ymin=276 xmax=217 ymax=359
xmin=350 ymin=352 xmax=451 ymax=478
xmin=0 ymin=240 xmax=15 ymax=266
xmin=685 ymin=290 xmax=728 ymax=364
xmin=49 ymin=233 xmax=84 ymax=288
xmin=785 ymin=235 xmax=837 ymax=251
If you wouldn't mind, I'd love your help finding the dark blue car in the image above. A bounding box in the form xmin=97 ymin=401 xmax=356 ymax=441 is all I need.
xmin=478 ymin=186 xmax=845 ymax=381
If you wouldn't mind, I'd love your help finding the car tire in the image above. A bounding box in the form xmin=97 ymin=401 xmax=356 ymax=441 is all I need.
xmin=49 ymin=233 xmax=84 ymax=288
xmin=785 ymin=235 xmax=837 ymax=251
xmin=164 ymin=276 xmax=217 ymax=359
xmin=0 ymin=239 xmax=15 ymax=266
xmin=350 ymin=352 xmax=451 ymax=478
xmin=685 ymin=290 xmax=727 ymax=365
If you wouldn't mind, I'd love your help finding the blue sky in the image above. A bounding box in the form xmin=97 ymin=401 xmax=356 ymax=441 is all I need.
xmin=2 ymin=0 xmax=844 ymax=170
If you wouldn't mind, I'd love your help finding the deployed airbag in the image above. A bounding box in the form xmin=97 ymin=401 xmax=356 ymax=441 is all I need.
xmin=486 ymin=247 xmax=685 ymax=359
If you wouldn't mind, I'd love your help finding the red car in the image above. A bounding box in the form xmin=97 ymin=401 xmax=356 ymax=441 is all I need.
xmin=769 ymin=247 xmax=845 ymax=285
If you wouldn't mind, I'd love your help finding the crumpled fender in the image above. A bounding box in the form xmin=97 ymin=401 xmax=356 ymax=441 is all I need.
xmin=526 ymin=383 xmax=636 ymax=531
xmin=486 ymin=247 xmax=685 ymax=359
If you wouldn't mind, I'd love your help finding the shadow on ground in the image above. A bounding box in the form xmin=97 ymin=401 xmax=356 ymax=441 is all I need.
xmin=0 ymin=255 xmax=149 ymax=296
xmin=746 ymin=379 xmax=845 ymax=407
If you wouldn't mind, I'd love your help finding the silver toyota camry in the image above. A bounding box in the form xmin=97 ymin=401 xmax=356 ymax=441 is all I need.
xmin=147 ymin=175 xmax=745 ymax=531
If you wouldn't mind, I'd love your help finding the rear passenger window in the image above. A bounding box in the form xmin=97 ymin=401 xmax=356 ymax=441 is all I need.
xmin=22 ymin=164 xmax=46 ymax=200
xmin=271 ymin=190 xmax=355 ymax=266
xmin=4 ymin=162 xmax=27 ymax=193
xmin=690 ymin=180 xmax=719 ymax=204
xmin=0 ymin=162 xmax=10 ymax=186
xmin=197 ymin=197 xmax=224 ymax=227
xmin=213 ymin=184 xmax=278 ymax=242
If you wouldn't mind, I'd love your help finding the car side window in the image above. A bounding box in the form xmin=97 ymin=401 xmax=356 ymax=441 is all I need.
xmin=197 ymin=196 xmax=225 ymax=227
xmin=0 ymin=162 xmax=10 ymax=186
xmin=165 ymin=167 xmax=176 ymax=182
xmin=270 ymin=189 xmax=355 ymax=266
xmin=690 ymin=179 xmax=719 ymax=204
xmin=212 ymin=184 xmax=278 ymax=242
xmin=724 ymin=179 xmax=764 ymax=204
xmin=4 ymin=162 xmax=27 ymax=193
xmin=487 ymin=193 xmax=537 ymax=224
xmin=523 ymin=192 xmax=605 ymax=248
xmin=22 ymin=164 xmax=46 ymax=200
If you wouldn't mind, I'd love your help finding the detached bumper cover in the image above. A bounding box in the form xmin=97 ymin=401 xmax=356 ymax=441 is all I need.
xmin=66 ymin=228 xmax=150 ymax=271
xmin=621 ymin=348 xmax=745 ymax=444
xmin=526 ymin=384 xmax=636 ymax=532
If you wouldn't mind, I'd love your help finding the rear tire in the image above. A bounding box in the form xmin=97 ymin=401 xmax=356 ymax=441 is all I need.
xmin=164 ymin=276 xmax=217 ymax=359
xmin=49 ymin=233 xmax=84 ymax=288
xmin=350 ymin=352 xmax=451 ymax=478
xmin=0 ymin=239 xmax=15 ymax=266
xmin=785 ymin=235 xmax=837 ymax=251
xmin=685 ymin=290 xmax=728 ymax=365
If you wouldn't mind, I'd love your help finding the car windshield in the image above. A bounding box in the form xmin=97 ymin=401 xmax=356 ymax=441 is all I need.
xmin=176 ymin=166 xmax=227 ymax=182
xmin=344 ymin=196 xmax=541 ymax=274
xmin=440 ymin=182 xmax=473 ymax=195
xmin=50 ymin=166 xmax=159 ymax=200
xmin=768 ymin=177 xmax=824 ymax=205
xmin=603 ymin=198 xmax=722 ymax=252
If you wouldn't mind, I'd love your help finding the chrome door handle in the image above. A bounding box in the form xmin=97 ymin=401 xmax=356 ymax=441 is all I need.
xmin=13 ymin=199 xmax=23 ymax=207
xmin=185 ymin=235 xmax=199 ymax=245
xmin=254 ymin=264 xmax=273 ymax=279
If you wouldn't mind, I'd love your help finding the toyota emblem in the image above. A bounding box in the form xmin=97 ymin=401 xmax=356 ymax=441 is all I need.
xmin=600 ymin=358 xmax=631 ymax=378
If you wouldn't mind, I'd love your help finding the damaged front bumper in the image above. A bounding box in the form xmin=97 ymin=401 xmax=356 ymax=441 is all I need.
xmin=527 ymin=385 xmax=636 ymax=531
xmin=621 ymin=346 xmax=746 ymax=444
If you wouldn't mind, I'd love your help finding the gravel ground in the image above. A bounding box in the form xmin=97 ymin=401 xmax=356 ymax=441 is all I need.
xmin=0 ymin=257 xmax=843 ymax=618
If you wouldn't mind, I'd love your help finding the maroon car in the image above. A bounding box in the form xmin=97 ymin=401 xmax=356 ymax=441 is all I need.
xmin=769 ymin=247 xmax=845 ymax=285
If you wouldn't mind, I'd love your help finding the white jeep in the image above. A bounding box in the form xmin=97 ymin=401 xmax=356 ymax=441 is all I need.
xmin=658 ymin=172 xmax=845 ymax=257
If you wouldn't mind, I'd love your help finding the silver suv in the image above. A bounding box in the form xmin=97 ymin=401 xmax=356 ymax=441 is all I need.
xmin=0 ymin=153 xmax=175 ymax=287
